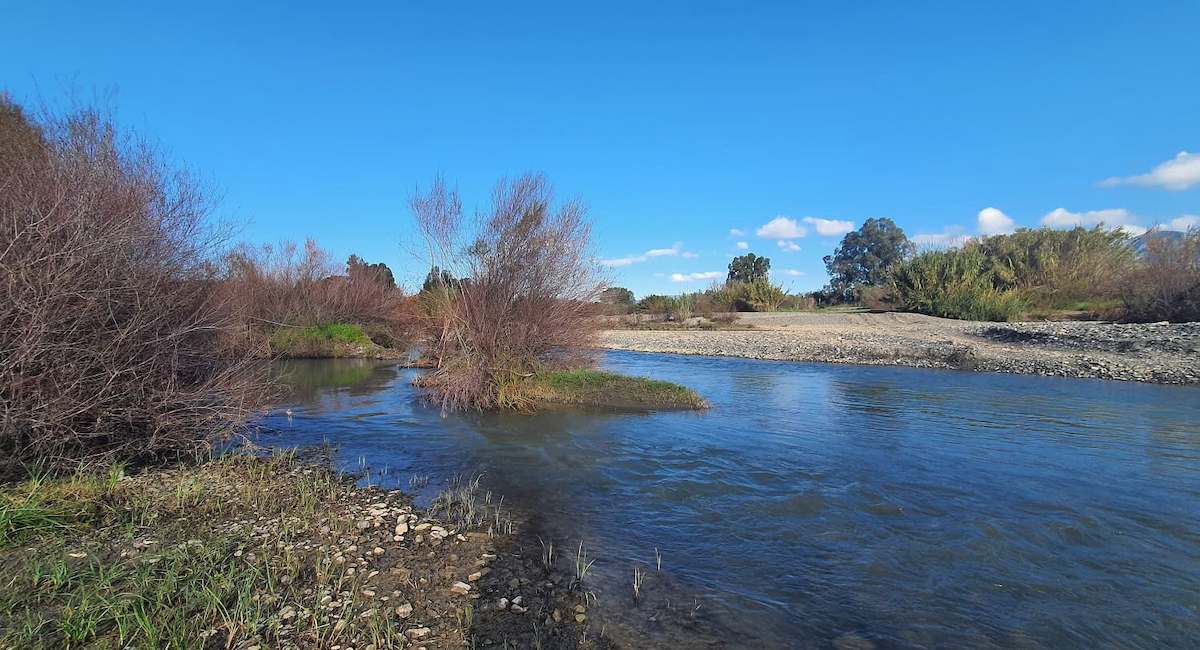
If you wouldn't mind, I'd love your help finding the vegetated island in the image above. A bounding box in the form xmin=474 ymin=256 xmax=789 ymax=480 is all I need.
xmin=401 ymin=174 xmax=706 ymax=412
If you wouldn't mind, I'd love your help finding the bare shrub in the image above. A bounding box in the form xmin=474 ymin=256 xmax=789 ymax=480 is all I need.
xmin=0 ymin=97 xmax=268 ymax=472
xmin=1121 ymin=228 xmax=1200 ymax=322
xmin=409 ymin=174 xmax=603 ymax=410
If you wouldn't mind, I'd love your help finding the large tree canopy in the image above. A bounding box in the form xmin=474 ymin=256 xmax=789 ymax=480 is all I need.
xmin=347 ymin=254 xmax=396 ymax=289
xmin=727 ymin=253 xmax=770 ymax=283
xmin=823 ymin=217 xmax=913 ymax=298
xmin=599 ymin=287 xmax=635 ymax=305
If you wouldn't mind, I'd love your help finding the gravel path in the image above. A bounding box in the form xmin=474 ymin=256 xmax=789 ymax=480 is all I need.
xmin=601 ymin=312 xmax=1200 ymax=385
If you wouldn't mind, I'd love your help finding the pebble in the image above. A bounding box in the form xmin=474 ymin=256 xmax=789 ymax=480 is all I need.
xmin=395 ymin=603 xmax=413 ymax=618
xmin=450 ymin=581 xmax=472 ymax=595
xmin=405 ymin=627 xmax=431 ymax=640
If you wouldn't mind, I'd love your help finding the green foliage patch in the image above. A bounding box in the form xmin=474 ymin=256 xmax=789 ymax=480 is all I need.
xmin=518 ymin=369 xmax=707 ymax=410
xmin=269 ymin=323 xmax=376 ymax=357
xmin=889 ymin=226 xmax=1135 ymax=321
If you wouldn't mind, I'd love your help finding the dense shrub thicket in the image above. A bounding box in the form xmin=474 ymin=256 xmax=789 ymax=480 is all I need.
xmin=889 ymin=227 xmax=1139 ymax=321
xmin=1121 ymin=229 xmax=1200 ymax=322
xmin=218 ymin=240 xmax=406 ymax=354
xmin=0 ymin=97 xmax=268 ymax=472
xmin=889 ymin=248 xmax=1028 ymax=321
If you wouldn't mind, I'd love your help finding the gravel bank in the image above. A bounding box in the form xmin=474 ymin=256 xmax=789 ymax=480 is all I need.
xmin=601 ymin=312 xmax=1200 ymax=385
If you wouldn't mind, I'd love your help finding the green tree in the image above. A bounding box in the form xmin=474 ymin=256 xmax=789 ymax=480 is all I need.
xmin=421 ymin=265 xmax=458 ymax=292
xmin=727 ymin=253 xmax=771 ymax=283
xmin=347 ymin=254 xmax=396 ymax=289
xmin=599 ymin=287 xmax=635 ymax=305
xmin=823 ymin=217 xmax=913 ymax=299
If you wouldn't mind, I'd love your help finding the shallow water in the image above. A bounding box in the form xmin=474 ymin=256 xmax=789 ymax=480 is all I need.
xmin=260 ymin=352 xmax=1200 ymax=648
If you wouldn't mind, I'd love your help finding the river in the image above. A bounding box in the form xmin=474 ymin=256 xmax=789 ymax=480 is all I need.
xmin=258 ymin=351 xmax=1200 ymax=648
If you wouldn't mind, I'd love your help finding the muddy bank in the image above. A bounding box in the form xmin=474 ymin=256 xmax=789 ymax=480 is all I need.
xmin=600 ymin=312 xmax=1200 ymax=385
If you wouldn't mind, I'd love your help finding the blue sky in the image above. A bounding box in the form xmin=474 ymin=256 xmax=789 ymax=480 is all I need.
xmin=3 ymin=1 xmax=1198 ymax=296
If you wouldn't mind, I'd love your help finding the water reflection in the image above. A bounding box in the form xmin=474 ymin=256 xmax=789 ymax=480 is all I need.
xmin=259 ymin=352 xmax=1200 ymax=648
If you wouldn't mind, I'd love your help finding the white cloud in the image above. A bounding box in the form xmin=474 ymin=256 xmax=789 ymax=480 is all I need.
xmin=776 ymin=240 xmax=801 ymax=252
xmin=600 ymin=256 xmax=642 ymax=268
xmin=1166 ymin=215 xmax=1200 ymax=231
xmin=912 ymin=226 xmax=971 ymax=248
xmin=644 ymin=245 xmax=681 ymax=258
xmin=802 ymin=217 xmax=854 ymax=237
xmin=729 ymin=228 xmax=745 ymax=237
xmin=1040 ymin=208 xmax=1137 ymax=230
xmin=977 ymin=207 xmax=1015 ymax=235
xmin=601 ymin=242 xmax=693 ymax=267
xmin=1100 ymin=151 xmax=1200 ymax=191
xmin=756 ymin=216 xmax=808 ymax=239
xmin=779 ymin=269 xmax=805 ymax=277
xmin=669 ymin=271 xmax=722 ymax=282
xmin=681 ymin=251 xmax=699 ymax=259
xmin=735 ymin=241 xmax=749 ymax=250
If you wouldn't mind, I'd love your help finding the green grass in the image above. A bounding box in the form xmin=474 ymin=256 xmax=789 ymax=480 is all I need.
xmin=269 ymin=322 xmax=378 ymax=357
xmin=0 ymin=455 xmax=379 ymax=649
xmin=516 ymin=369 xmax=707 ymax=411
xmin=0 ymin=499 xmax=71 ymax=547
xmin=3 ymin=536 xmax=267 ymax=649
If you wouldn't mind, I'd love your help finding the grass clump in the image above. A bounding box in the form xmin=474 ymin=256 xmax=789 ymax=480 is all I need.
xmin=269 ymin=322 xmax=380 ymax=357
xmin=513 ymin=369 xmax=708 ymax=411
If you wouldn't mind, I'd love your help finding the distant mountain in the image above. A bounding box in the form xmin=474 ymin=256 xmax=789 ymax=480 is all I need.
xmin=1131 ymin=229 xmax=1185 ymax=258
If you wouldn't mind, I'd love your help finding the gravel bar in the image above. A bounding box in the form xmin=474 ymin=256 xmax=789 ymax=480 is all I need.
xmin=600 ymin=312 xmax=1200 ymax=385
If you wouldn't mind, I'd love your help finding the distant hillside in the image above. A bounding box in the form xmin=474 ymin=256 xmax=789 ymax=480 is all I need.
xmin=1131 ymin=229 xmax=1185 ymax=258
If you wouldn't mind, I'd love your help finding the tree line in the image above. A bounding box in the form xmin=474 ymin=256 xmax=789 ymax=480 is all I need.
xmin=609 ymin=215 xmax=1199 ymax=323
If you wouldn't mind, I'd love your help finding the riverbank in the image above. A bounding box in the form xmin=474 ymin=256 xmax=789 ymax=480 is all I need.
xmin=0 ymin=453 xmax=610 ymax=649
xmin=600 ymin=312 xmax=1200 ymax=385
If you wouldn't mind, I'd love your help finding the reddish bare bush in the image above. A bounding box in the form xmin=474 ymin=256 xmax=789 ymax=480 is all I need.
xmin=0 ymin=97 xmax=269 ymax=473
xmin=217 ymin=240 xmax=407 ymax=353
xmin=1122 ymin=228 xmax=1200 ymax=322
xmin=409 ymin=174 xmax=604 ymax=410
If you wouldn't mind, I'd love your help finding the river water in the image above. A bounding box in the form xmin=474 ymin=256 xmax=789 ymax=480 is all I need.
xmin=259 ymin=352 xmax=1200 ymax=648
